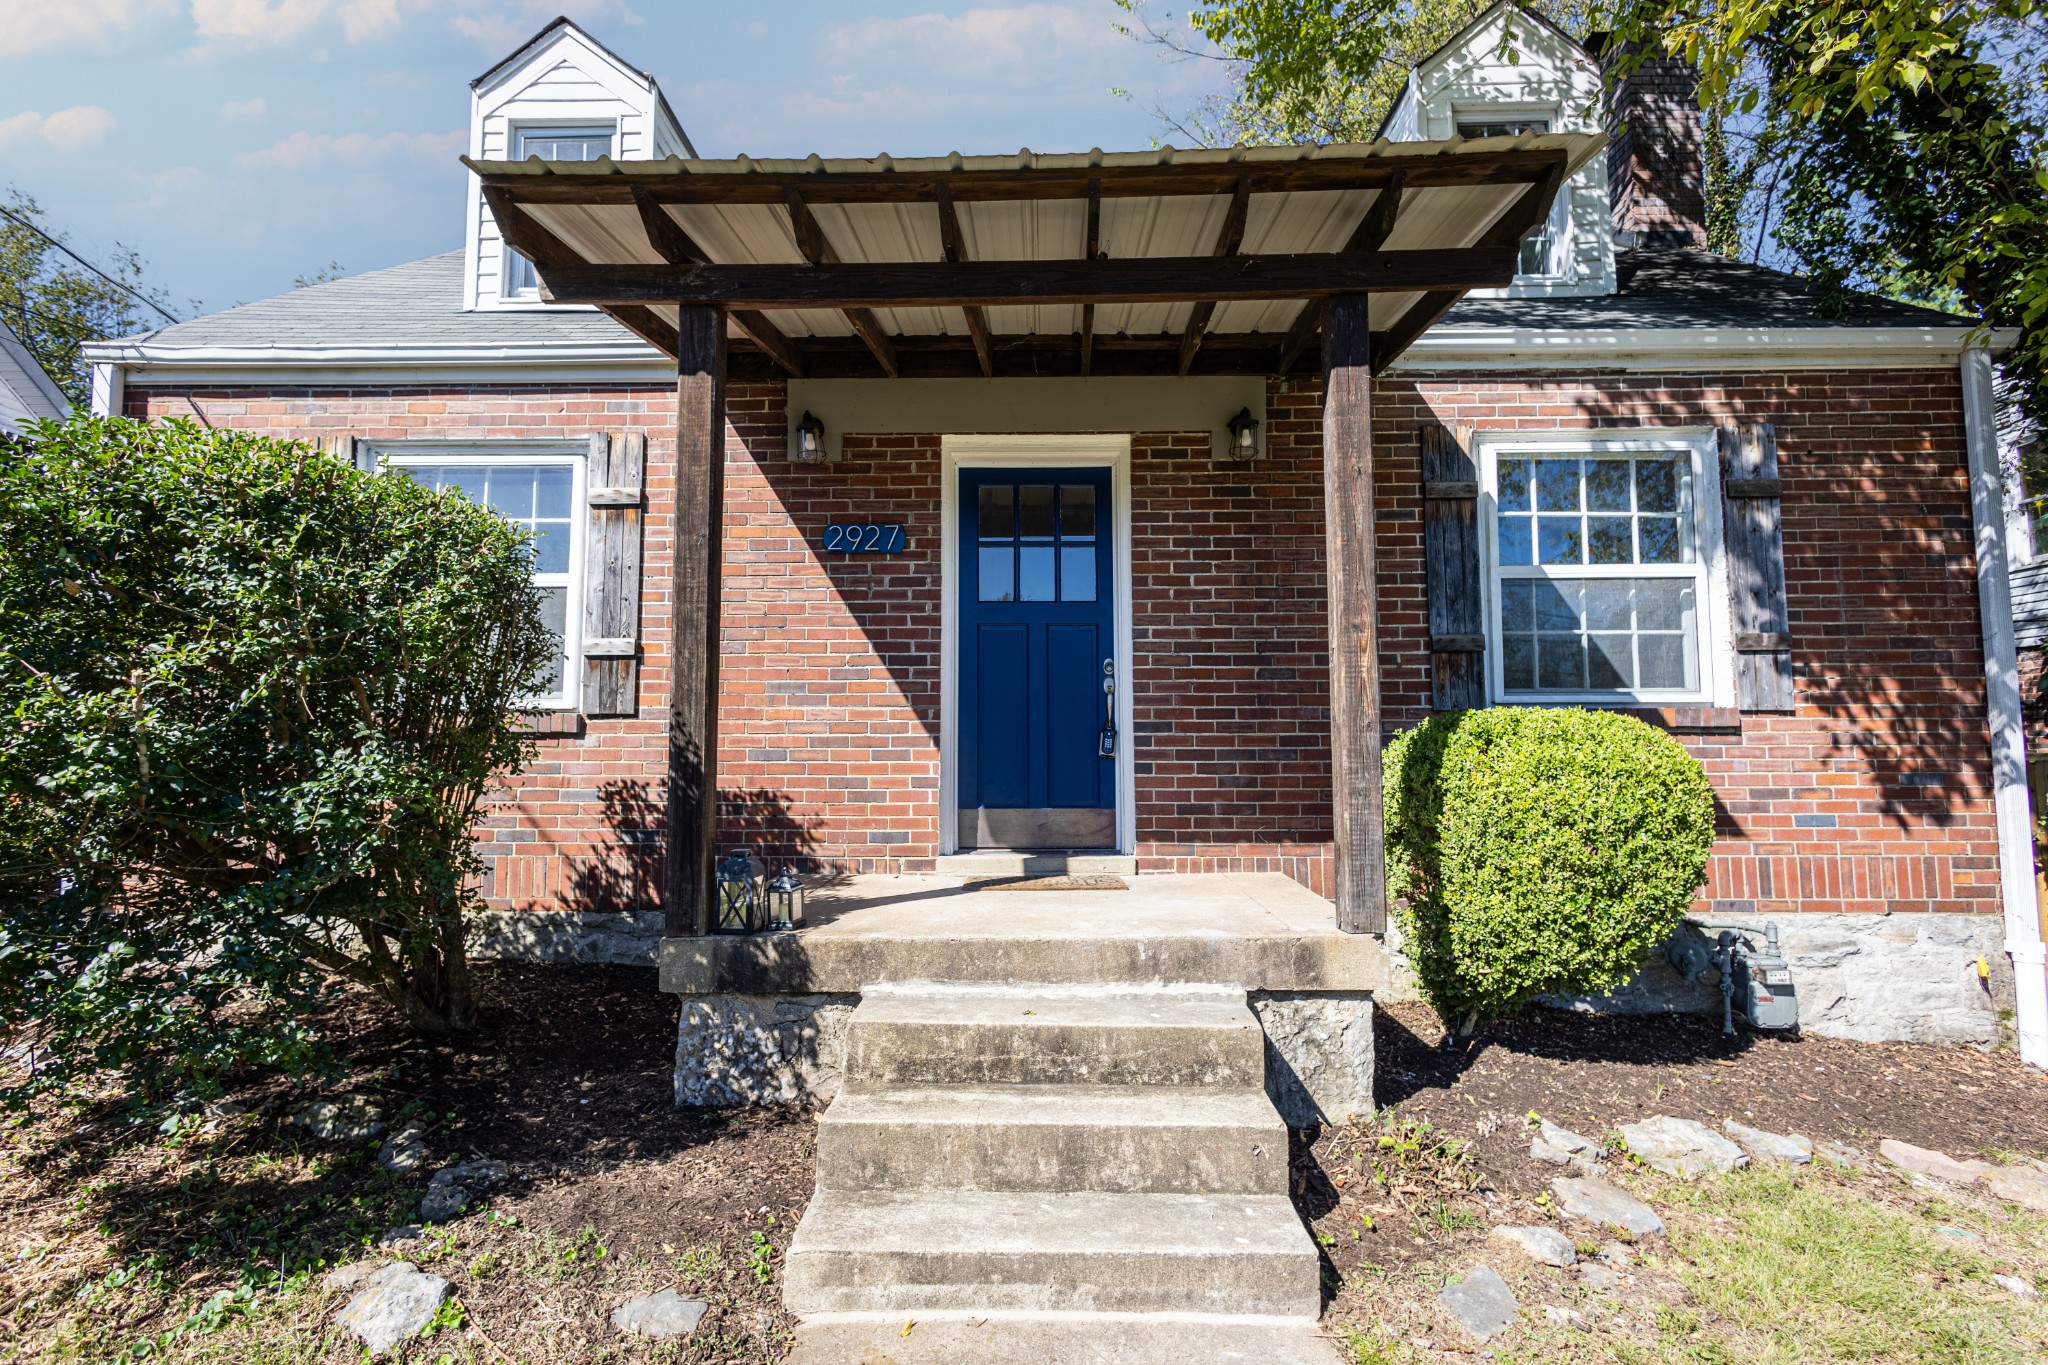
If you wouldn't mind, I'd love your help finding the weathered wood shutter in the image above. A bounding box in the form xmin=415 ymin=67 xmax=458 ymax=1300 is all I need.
xmin=322 ymin=435 xmax=375 ymax=472
xmin=581 ymin=432 xmax=645 ymax=717
xmin=1718 ymin=421 xmax=1795 ymax=711
xmin=1421 ymin=422 xmax=1485 ymax=710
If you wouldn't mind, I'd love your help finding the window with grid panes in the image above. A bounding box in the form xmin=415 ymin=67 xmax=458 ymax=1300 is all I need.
xmin=504 ymin=125 xmax=615 ymax=295
xmin=1455 ymin=115 xmax=1563 ymax=277
xmin=1487 ymin=440 xmax=1711 ymax=700
xmin=384 ymin=455 xmax=582 ymax=708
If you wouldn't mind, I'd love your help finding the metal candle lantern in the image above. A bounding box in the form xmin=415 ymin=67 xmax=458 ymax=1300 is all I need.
xmin=765 ymin=865 xmax=807 ymax=930
xmin=1225 ymin=405 xmax=1262 ymax=460
xmin=715 ymin=848 xmax=764 ymax=934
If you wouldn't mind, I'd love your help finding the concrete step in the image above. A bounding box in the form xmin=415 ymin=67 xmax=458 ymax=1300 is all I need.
xmin=782 ymin=1188 xmax=1321 ymax=1316
xmin=784 ymin=1312 xmax=1347 ymax=1364
xmin=934 ymin=852 xmax=1139 ymax=877
xmin=816 ymin=1083 xmax=1287 ymax=1195
xmin=842 ymin=984 xmax=1264 ymax=1088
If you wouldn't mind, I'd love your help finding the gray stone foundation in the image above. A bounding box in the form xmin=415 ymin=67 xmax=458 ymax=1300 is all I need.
xmin=1250 ymin=991 xmax=1377 ymax=1127
xmin=674 ymin=993 xmax=859 ymax=1107
xmin=468 ymin=910 xmax=665 ymax=966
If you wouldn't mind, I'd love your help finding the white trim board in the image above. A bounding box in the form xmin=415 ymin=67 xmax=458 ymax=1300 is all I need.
xmin=938 ymin=434 xmax=1136 ymax=858
xmin=1396 ymin=326 xmax=2015 ymax=371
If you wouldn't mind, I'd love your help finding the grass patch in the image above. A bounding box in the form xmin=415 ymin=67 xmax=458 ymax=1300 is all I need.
xmin=1654 ymin=1165 xmax=2048 ymax=1363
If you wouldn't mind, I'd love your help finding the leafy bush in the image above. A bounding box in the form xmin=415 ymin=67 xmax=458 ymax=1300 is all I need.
xmin=1383 ymin=706 xmax=1716 ymax=1029
xmin=0 ymin=417 xmax=558 ymax=1105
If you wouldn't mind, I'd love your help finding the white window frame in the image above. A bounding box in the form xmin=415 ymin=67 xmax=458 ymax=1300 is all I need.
xmin=1453 ymin=104 xmax=1571 ymax=282
xmin=503 ymin=122 xmax=617 ymax=298
xmin=375 ymin=443 xmax=589 ymax=711
xmin=1478 ymin=428 xmax=1735 ymax=707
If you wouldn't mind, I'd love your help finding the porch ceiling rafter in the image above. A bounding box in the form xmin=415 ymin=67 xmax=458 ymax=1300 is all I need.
xmin=470 ymin=133 xmax=1602 ymax=378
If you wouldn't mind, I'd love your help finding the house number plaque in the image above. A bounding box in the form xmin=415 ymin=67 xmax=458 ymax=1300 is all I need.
xmin=822 ymin=523 xmax=906 ymax=554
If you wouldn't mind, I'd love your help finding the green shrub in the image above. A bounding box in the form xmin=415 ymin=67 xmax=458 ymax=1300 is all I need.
xmin=1382 ymin=706 xmax=1716 ymax=1028
xmin=0 ymin=417 xmax=559 ymax=1105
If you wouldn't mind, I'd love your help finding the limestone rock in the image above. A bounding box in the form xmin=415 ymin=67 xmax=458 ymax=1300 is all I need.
xmin=333 ymin=1261 xmax=451 ymax=1356
xmin=1993 ymin=1274 xmax=2039 ymax=1298
xmin=419 ymin=1185 xmax=470 ymax=1223
xmin=1439 ymin=1263 xmax=1517 ymax=1342
xmin=1551 ymin=1176 xmax=1665 ymax=1238
xmin=674 ymin=992 xmax=858 ymax=1107
xmin=1723 ymin=1119 xmax=1812 ymax=1166
xmin=292 ymin=1096 xmax=386 ymax=1142
xmin=1620 ymin=1116 xmax=1747 ymax=1177
xmin=1530 ymin=1135 xmax=1595 ymax=1170
xmin=1489 ymin=1224 xmax=1577 ymax=1267
xmin=610 ymin=1288 xmax=709 ymax=1339
xmin=321 ymin=1261 xmax=382 ymax=1294
xmin=430 ymin=1159 xmax=508 ymax=1191
xmin=1251 ymin=990 xmax=1376 ymax=1127
xmin=1979 ymin=1164 xmax=2048 ymax=1213
xmin=1819 ymin=1140 xmax=1861 ymax=1168
xmin=1597 ymin=1240 xmax=1634 ymax=1267
xmin=377 ymin=1121 xmax=431 ymax=1175
xmin=378 ymin=1224 xmax=424 ymax=1248
xmin=1578 ymin=1261 xmax=1623 ymax=1291
xmin=1543 ymin=1305 xmax=1582 ymax=1325
xmin=1879 ymin=1139 xmax=1979 ymax=1185
xmin=1539 ymin=1119 xmax=1606 ymax=1160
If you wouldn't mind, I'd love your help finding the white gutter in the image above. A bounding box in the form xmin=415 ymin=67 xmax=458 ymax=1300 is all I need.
xmin=1962 ymin=345 xmax=2047 ymax=1067
xmin=1395 ymin=325 xmax=2018 ymax=372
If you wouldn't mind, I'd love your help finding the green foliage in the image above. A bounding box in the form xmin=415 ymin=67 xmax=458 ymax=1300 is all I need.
xmin=1115 ymin=0 xmax=1614 ymax=145
xmin=0 ymin=188 xmax=180 ymax=406
xmin=1382 ymin=706 xmax=1715 ymax=1023
xmin=0 ymin=417 xmax=557 ymax=1106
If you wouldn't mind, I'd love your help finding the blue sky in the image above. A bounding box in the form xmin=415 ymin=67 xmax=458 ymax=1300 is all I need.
xmin=1 ymin=2 xmax=1226 ymax=319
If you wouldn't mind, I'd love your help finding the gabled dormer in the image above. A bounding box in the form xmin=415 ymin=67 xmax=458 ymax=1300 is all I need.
xmin=463 ymin=17 xmax=695 ymax=312
xmin=1381 ymin=2 xmax=1614 ymax=298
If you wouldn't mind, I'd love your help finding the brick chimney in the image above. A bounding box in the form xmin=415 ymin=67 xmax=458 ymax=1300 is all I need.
xmin=1601 ymin=41 xmax=1707 ymax=248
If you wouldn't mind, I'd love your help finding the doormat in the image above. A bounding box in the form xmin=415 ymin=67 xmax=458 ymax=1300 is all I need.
xmin=974 ymin=874 xmax=1129 ymax=891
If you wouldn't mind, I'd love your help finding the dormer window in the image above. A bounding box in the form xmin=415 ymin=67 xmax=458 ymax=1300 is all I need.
xmin=1457 ymin=115 xmax=1567 ymax=279
xmin=504 ymin=123 xmax=616 ymax=296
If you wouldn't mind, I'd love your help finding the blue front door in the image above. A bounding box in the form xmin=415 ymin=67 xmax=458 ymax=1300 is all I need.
xmin=959 ymin=467 xmax=1116 ymax=850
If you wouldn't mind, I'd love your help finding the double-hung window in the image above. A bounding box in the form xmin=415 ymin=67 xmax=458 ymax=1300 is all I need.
xmin=382 ymin=450 xmax=586 ymax=710
xmin=504 ymin=124 xmax=615 ymax=296
xmin=1482 ymin=432 xmax=1723 ymax=704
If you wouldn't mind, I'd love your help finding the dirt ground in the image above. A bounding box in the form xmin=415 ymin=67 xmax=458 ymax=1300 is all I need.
xmin=7 ymin=968 xmax=2048 ymax=1363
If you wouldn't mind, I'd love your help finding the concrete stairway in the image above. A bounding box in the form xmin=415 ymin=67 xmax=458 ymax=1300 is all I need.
xmin=782 ymin=982 xmax=1341 ymax=1363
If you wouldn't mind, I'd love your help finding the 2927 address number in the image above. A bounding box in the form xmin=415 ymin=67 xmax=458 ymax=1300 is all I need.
xmin=822 ymin=523 xmax=906 ymax=554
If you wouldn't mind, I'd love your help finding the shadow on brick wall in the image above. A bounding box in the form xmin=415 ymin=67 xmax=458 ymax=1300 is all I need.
xmin=568 ymin=779 xmax=823 ymax=913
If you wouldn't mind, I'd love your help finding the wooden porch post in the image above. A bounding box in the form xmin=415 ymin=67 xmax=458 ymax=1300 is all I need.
xmin=1322 ymin=293 xmax=1387 ymax=934
xmin=663 ymin=305 xmax=727 ymax=936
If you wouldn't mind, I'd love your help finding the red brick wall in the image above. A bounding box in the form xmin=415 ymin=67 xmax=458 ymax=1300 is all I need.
xmin=130 ymin=364 xmax=2000 ymax=918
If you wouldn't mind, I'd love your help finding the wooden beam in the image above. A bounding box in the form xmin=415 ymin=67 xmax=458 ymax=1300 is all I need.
xmin=1321 ymin=293 xmax=1386 ymax=936
xmin=536 ymin=246 xmax=1520 ymax=310
xmin=781 ymin=186 xmax=898 ymax=377
xmin=1275 ymin=299 xmax=1324 ymax=375
xmin=484 ymin=184 xmax=580 ymax=269
xmin=1080 ymin=177 xmax=1101 ymax=375
xmin=933 ymin=183 xmax=994 ymax=377
xmin=664 ymin=306 xmax=726 ymax=938
xmin=726 ymin=329 xmax=1301 ymax=381
xmin=605 ymin=304 xmax=678 ymax=359
xmin=632 ymin=183 xmax=708 ymax=264
xmin=472 ymin=149 xmax=1570 ymax=207
xmin=1368 ymin=161 xmax=1567 ymax=374
xmin=727 ymin=311 xmax=806 ymax=377
xmin=1177 ymin=174 xmax=1251 ymax=376
xmin=1346 ymin=170 xmax=1407 ymax=252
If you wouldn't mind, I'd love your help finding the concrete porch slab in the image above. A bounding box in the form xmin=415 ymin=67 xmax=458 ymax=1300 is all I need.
xmin=656 ymin=873 xmax=1388 ymax=995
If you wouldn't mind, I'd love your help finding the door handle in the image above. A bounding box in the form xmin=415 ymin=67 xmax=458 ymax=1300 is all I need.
xmin=1099 ymin=659 xmax=1117 ymax=758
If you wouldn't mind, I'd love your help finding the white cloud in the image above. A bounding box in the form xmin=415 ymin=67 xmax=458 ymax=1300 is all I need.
xmin=825 ymin=4 xmax=1122 ymax=86
xmin=0 ymin=0 xmax=172 ymax=58
xmin=188 ymin=0 xmax=403 ymax=48
xmin=221 ymin=96 xmax=270 ymax=120
xmin=447 ymin=0 xmax=641 ymax=52
xmin=233 ymin=126 xmax=464 ymax=170
xmin=0 ymin=106 xmax=119 ymax=152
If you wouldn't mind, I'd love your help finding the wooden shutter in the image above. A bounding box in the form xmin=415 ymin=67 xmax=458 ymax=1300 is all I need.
xmin=1421 ymin=422 xmax=1485 ymax=710
xmin=1719 ymin=421 xmax=1794 ymax=711
xmin=322 ymin=435 xmax=375 ymax=471
xmin=581 ymin=432 xmax=645 ymax=717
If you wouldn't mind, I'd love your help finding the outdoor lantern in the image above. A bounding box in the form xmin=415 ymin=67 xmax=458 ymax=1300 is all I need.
xmin=793 ymin=410 xmax=828 ymax=464
xmin=1225 ymin=406 xmax=1262 ymax=461
xmin=765 ymin=865 xmax=807 ymax=930
xmin=715 ymin=848 xmax=764 ymax=934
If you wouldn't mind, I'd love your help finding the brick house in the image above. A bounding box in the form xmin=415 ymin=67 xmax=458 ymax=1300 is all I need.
xmin=86 ymin=3 xmax=2043 ymax=1069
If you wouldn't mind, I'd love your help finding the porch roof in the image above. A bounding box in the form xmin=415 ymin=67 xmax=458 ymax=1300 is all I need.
xmin=466 ymin=133 xmax=1603 ymax=379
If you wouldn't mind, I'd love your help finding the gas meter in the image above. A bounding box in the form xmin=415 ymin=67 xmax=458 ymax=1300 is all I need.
xmin=1668 ymin=921 xmax=1799 ymax=1033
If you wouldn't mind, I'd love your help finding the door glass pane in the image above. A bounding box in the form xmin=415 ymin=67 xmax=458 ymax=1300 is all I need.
xmin=1060 ymin=546 xmax=1096 ymax=602
xmin=1059 ymin=485 xmax=1096 ymax=538
xmin=1019 ymin=485 xmax=1055 ymax=540
xmin=1019 ymin=546 xmax=1056 ymax=601
xmin=978 ymin=546 xmax=1014 ymax=601
xmin=979 ymin=485 xmax=1014 ymax=540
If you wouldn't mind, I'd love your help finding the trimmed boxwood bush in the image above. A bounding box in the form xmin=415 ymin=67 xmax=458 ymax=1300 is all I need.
xmin=1383 ymin=706 xmax=1716 ymax=1030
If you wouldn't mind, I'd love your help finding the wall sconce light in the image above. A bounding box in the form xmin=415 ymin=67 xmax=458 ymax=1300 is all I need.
xmin=793 ymin=410 xmax=829 ymax=465
xmin=1224 ymin=406 xmax=1262 ymax=462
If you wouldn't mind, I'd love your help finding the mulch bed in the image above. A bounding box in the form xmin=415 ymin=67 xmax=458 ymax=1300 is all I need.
xmin=1296 ymin=999 xmax=2048 ymax=1286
